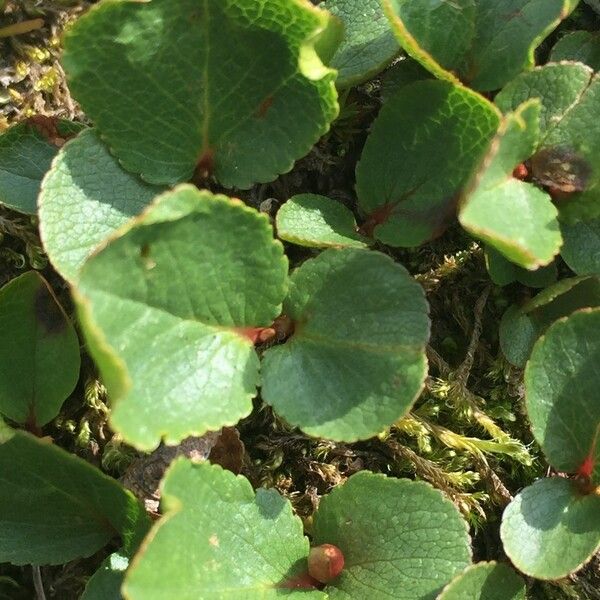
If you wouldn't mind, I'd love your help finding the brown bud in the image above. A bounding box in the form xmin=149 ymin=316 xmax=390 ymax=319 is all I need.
xmin=307 ymin=544 xmax=345 ymax=583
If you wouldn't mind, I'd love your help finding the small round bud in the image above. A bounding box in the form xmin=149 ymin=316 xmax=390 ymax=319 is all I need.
xmin=307 ymin=543 xmax=345 ymax=583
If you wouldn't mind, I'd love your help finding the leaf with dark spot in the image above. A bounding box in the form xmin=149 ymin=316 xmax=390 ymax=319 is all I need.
xmin=0 ymin=271 xmax=80 ymax=427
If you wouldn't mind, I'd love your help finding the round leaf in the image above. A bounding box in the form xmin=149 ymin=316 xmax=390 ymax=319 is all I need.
xmin=0 ymin=429 xmax=148 ymax=565
xmin=485 ymin=245 xmax=557 ymax=288
xmin=0 ymin=271 xmax=80 ymax=427
xmin=261 ymin=248 xmax=429 ymax=441
xmin=312 ymin=472 xmax=472 ymax=599
xmin=495 ymin=63 xmax=593 ymax=141
xmin=383 ymin=0 xmax=576 ymax=91
xmin=0 ymin=122 xmax=64 ymax=214
xmin=550 ymin=31 xmax=600 ymax=71
xmin=356 ymin=79 xmax=499 ymax=247
xmin=276 ymin=194 xmax=369 ymax=248
xmin=124 ymin=460 xmax=324 ymax=599
xmin=460 ymin=101 xmax=562 ymax=269
xmin=39 ymin=129 xmax=162 ymax=283
xmin=499 ymin=276 xmax=600 ymax=367
xmin=322 ymin=0 xmax=399 ymax=88
xmin=62 ymin=0 xmax=338 ymax=188
xmin=501 ymin=477 xmax=600 ymax=579
xmin=75 ymin=186 xmax=288 ymax=450
xmin=438 ymin=562 xmax=526 ymax=600
xmin=525 ymin=308 xmax=600 ymax=483
xmin=561 ymin=218 xmax=600 ymax=275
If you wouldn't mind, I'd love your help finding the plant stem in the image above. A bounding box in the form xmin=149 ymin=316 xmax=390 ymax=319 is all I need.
xmin=32 ymin=566 xmax=46 ymax=600
xmin=0 ymin=19 xmax=44 ymax=38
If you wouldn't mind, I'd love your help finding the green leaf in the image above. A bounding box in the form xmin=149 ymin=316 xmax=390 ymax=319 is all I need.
xmin=261 ymin=248 xmax=429 ymax=441
xmin=321 ymin=0 xmax=399 ymax=88
xmin=551 ymin=31 xmax=600 ymax=70
xmin=499 ymin=276 xmax=600 ymax=366
xmin=525 ymin=308 xmax=600 ymax=483
xmin=356 ymin=79 xmax=499 ymax=247
xmin=485 ymin=245 xmax=557 ymax=288
xmin=81 ymin=552 xmax=128 ymax=600
xmin=312 ymin=472 xmax=471 ymax=599
xmin=75 ymin=186 xmax=287 ymax=450
xmin=0 ymin=122 xmax=61 ymax=215
xmin=0 ymin=429 xmax=149 ymax=565
xmin=437 ymin=562 xmax=526 ymax=600
xmin=124 ymin=460 xmax=324 ymax=599
xmin=39 ymin=129 xmax=162 ymax=283
xmin=495 ymin=63 xmax=593 ymax=139
xmin=501 ymin=477 xmax=600 ymax=579
xmin=62 ymin=0 xmax=338 ymax=189
xmin=561 ymin=218 xmax=600 ymax=275
xmin=382 ymin=0 xmax=576 ymax=91
xmin=459 ymin=101 xmax=562 ymax=269
xmin=0 ymin=271 xmax=80 ymax=427
xmin=380 ymin=58 xmax=431 ymax=103
xmin=496 ymin=65 xmax=600 ymax=223
xmin=276 ymin=194 xmax=369 ymax=248
xmin=585 ymin=0 xmax=600 ymax=14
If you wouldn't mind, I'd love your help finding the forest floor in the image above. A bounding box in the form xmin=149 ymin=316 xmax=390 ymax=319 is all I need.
xmin=1 ymin=1 xmax=600 ymax=598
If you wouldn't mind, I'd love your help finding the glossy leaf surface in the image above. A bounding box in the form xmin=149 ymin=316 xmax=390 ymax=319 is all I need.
xmin=0 ymin=428 xmax=148 ymax=565
xmin=383 ymin=0 xmax=577 ymax=91
xmin=62 ymin=0 xmax=339 ymax=188
xmin=75 ymin=186 xmax=287 ymax=450
xmin=438 ymin=562 xmax=526 ymax=600
xmin=356 ymin=79 xmax=499 ymax=247
xmin=262 ymin=248 xmax=429 ymax=441
xmin=322 ymin=0 xmax=398 ymax=88
xmin=459 ymin=101 xmax=562 ymax=269
xmin=124 ymin=460 xmax=324 ymax=599
xmin=496 ymin=65 xmax=600 ymax=223
xmin=525 ymin=308 xmax=600 ymax=484
xmin=501 ymin=478 xmax=600 ymax=579
xmin=0 ymin=271 xmax=80 ymax=427
xmin=276 ymin=194 xmax=369 ymax=248
xmin=312 ymin=472 xmax=471 ymax=599
xmin=39 ymin=129 xmax=162 ymax=282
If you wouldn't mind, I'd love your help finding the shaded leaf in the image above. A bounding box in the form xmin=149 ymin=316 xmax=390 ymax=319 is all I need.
xmin=356 ymin=79 xmax=499 ymax=247
xmin=261 ymin=248 xmax=429 ymax=441
xmin=0 ymin=271 xmax=80 ymax=427
xmin=499 ymin=276 xmax=600 ymax=366
xmin=0 ymin=121 xmax=70 ymax=215
xmin=39 ymin=129 xmax=162 ymax=282
xmin=525 ymin=308 xmax=600 ymax=484
xmin=0 ymin=429 xmax=149 ymax=565
xmin=62 ymin=0 xmax=339 ymax=188
xmin=81 ymin=552 xmax=128 ymax=600
xmin=438 ymin=562 xmax=526 ymax=600
xmin=485 ymin=245 xmax=557 ymax=288
xmin=550 ymin=31 xmax=600 ymax=70
xmin=382 ymin=0 xmax=576 ymax=91
xmin=322 ymin=0 xmax=399 ymax=88
xmin=276 ymin=194 xmax=369 ymax=248
xmin=459 ymin=101 xmax=562 ymax=269
xmin=380 ymin=57 xmax=431 ymax=102
xmin=312 ymin=472 xmax=471 ymax=599
xmin=75 ymin=186 xmax=287 ymax=450
xmin=124 ymin=460 xmax=324 ymax=599
xmin=501 ymin=477 xmax=600 ymax=579
xmin=561 ymin=218 xmax=600 ymax=275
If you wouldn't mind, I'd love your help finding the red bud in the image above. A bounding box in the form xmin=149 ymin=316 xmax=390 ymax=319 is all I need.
xmin=307 ymin=544 xmax=345 ymax=583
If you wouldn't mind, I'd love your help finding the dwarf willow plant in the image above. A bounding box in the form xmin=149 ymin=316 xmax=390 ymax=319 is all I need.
xmin=0 ymin=0 xmax=599 ymax=598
